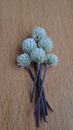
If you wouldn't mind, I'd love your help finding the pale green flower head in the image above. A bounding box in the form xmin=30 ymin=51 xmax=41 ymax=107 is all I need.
xmin=32 ymin=26 xmax=46 ymax=42
xmin=38 ymin=37 xmax=53 ymax=52
xmin=17 ymin=54 xmax=31 ymax=67
xmin=45 ymin=54 xmax=58 ymax=66
xmin=22 ymin=38 xmax=37 ymax=53
xmin=30 ymin=48 xmax=45 ymax=63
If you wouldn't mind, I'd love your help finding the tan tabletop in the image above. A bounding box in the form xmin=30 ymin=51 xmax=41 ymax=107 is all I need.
xmin=0 ymin=0 xmax=73 ymax=130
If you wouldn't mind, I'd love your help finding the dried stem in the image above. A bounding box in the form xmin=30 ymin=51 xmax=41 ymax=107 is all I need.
xmin=31 ymin=62 xmax=41 ymax=101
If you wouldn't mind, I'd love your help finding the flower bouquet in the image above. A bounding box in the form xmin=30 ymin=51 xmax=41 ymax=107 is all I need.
xmin=16 ymin=27 xmax=58 ymax=127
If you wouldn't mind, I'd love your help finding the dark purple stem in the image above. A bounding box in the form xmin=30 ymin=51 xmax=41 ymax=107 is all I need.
xmin=39 ymin=64 xmax=49 ymax=99
xmin=26 ymin=65 xmax=53 ymax=112
xmin=25 ymin=64 xmax=53 ymax=126
xmin=31 ymin=62 xmax=40 ymax=102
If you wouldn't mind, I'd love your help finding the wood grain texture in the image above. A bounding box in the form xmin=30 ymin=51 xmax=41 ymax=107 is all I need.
xmin=0 ymin=0 xmax=73 ymax=129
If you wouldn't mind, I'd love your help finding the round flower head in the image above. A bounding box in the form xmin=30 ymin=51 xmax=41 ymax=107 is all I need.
xmin=17 ymin=54 xmax=31 ymax=67
xmin=31 ymin=48 xmax=45 ymax=63
xmin=45 ymin=54 xmax=58 ymax=66
xmin=32 ymin=26 xmax=46 ymax=42
xmin=38 ymin=37 xmax=53 ymax=52
xmin=22 ymin=38 xmax=37 ymax=53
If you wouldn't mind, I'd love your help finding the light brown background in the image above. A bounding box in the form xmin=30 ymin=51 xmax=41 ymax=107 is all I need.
xmin=0 ymin=0 xmax=73 ymax=130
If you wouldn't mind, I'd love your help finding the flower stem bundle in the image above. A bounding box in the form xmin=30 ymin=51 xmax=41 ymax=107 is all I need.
xmin=16 ymin=26 xmax=58 ymax=127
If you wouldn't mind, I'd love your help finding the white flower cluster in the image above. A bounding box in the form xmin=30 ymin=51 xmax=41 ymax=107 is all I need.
xmin=32 ymin=26 xmax=46 ymax=41
xmin=22 ymin=38 xmax=37 ymax=53
xmin=45 ymin=54 xmax=58 ymax=66
xmin=38 ymin=37 xmax=53 ymax=52
xmin=31 ymin=48 xmax=45 ymax=63
xmin=17 ymin=54 xmax=31 ymax=67
xmin=16 ymin=26 xmax=58 ymax=67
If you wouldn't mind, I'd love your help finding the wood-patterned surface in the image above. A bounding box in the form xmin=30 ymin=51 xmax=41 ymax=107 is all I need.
xmin=0 ymin=0 xmax=73 ymax=130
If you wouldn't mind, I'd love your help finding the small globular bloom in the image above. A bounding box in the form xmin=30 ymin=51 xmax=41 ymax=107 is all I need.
xmin=45 ymin=54 xmax=58 ymax=66
xmin=38 ymin=37 xmax=53 ymax=52
xmin=22 ymin=38 xmax=37 ymax=53
xmin=31 ymin=48 xmax=45 ymax=63
xmin=17 ymin=53 xmax=31 ymax=67
xmin=32 ymin=26 xmax=46 ymax=42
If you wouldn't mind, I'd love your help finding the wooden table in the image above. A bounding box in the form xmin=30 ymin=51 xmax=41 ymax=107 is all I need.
xmin=0 ymin=0 xmax=73 ymax=130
